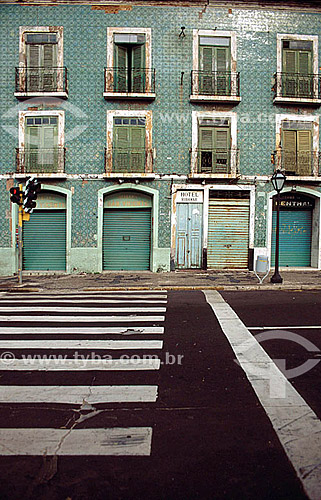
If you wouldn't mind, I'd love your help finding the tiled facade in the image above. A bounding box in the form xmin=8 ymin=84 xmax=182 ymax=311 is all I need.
xmin=1 ymin=1 xmax=321 ymax=273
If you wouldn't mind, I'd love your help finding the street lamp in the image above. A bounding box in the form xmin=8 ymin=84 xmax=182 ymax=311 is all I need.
xmin=271 ymin=169 xmax=286 ymax=283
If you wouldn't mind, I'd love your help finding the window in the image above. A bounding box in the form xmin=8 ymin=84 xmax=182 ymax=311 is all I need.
xmin=17 ymin=111 xmax=65 ymax=174
xmin=274 ymin=34 xmax=320 ymax=103
xmin=106 ymin=110 xmax=153 ymax=174
xmin=198 ymin=118 xmax=231 ymax=173
xmin=191 ymin=111 xmax=238 ymax=176
xmin=113 ymin=117 xmax=146 ymax=172
xmin=191 ymin=30 xmax=240 ymax=102
xmin=104 ymin=28 xmax=155 ymax=98
xmin=15 ymin=27 xmax=67 ymax=97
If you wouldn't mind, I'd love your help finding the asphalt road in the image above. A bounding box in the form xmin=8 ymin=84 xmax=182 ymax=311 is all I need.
xmin=0 ymin=290 xmax=314 ymax=500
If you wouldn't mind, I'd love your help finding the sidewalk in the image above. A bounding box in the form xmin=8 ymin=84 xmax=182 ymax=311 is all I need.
xmin=0 ymin=269 xmax=320 ymax=292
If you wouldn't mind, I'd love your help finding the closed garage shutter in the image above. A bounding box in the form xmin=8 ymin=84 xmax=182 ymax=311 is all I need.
xmin=23 ymin=210 xmax=66 ymax=271
xmin=208 ymin=198 xmax=250 ymax=268
xmin=103 ymin=209 xmax=151 ymax=270
xmin=271 ymin=210 xmax=312 ymax=267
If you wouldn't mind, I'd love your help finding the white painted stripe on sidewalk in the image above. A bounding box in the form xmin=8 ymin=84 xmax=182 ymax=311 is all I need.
xmin=0 ymin=315 xmax=165 ymax=323
xmin=0 ymin=358 xmax=161 ymax=371
xmin=0 ymin=340 xmax=163 ymax=349
xmin=0 ymin=385 xmax=158 ymax=404
xmin=0 ymin=326 xmax=164 ymax=335
xmin=0 ymin=306 xmax=166 ymax=313
xmin=0 ymin=427 xmax=152 ymax=455
xmin=249 ymin=325 xmax=321 ymax=331
xmin=204 ymin=290 xmax=321 ymax=500
xmin=0 ymin=299 xmax=167 ymax=304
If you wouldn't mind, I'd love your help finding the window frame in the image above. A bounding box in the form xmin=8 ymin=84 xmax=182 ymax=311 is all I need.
xmin=106 ymin=110 xmax=153 ymax=176
xmin=15 ymin=26 xmax=66 ymax=98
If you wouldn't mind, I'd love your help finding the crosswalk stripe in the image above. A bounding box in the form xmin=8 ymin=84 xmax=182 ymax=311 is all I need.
xmin=0 ymin=315 xmax=165 ymax=323
xmin=0 ymin=359 xmax=161 ymax=371
xmin=0 ymin=299 xmax=167 ymax=304
xmin=0 ymin=427 xmax=152 ymax=456
xmin=0 ymin=385 xmax=158 ymax=404
xmin=0 ymin=306 xmax=166 ymax=313
xmin=0 ymin=340 xmax=163 ymax=349
xmin=3 ymin=293 xmax=167 ymax=300
xmin=0 ymin=326 xmax=164 ymax=335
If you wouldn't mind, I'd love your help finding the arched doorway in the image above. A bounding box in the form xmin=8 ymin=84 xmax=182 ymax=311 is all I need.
xmin=102 ymin=190 xmax=152 ymax=270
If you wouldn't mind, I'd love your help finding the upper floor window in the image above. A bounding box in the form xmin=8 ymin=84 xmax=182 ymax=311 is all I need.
xmin=15 ymin=26 xmax=68 ymax=98
xmin=273 ymin=34 xmax=320 ymax=104
xmin=191 ymin=30 xmax=240 ymax=103
xmin=105 ymin=110 xmax=153 ymax=175
xmin=104 ymin=28 xmax=155 ymax=99
xmin=17 ymin=111 xmax=65 ymax=175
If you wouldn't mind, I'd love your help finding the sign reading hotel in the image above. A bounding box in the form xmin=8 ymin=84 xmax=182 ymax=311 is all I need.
xmin=176 ymin=191 xmax=203 ymax=203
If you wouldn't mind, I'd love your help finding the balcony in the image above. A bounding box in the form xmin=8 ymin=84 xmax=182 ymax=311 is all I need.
xmin=16 ymin=148 xmax=66 ymax=176
xmin=190 ymin=71 xmax=241 ymax=103
xmin=15 ymin=67 xmax=68 ymax=99
xmin=103 ymin=68 xmax=156 ymax=99
xmin=273 ymin=73 xmax=321 ymax=105
xmin=104 ymin=147 xmax=154 ymax=177
xmin=190 ymin=148 xmax=239 ymax=177
xmin=272 ymin=150 xmax=321 ymax=177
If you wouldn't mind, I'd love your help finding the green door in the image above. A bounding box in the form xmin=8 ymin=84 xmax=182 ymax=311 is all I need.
xmin=271 ymin=210 xmax=312 ymax=267
xmin=23 ymin=210 xmax=66 ymax=270
xmin=103 ymin=209 xmax=151 ymax=270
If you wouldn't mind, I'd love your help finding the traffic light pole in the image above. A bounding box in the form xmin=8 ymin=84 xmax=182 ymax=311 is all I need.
xmin=18 ymin=183 xmax=23 ymax=285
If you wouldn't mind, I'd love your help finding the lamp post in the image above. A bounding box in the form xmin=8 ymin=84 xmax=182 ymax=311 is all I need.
xmin=271 ymin=169 xmax=286 ymax=283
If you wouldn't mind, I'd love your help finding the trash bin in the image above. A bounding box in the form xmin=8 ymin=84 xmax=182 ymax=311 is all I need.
xmin=256 ymin=255 xmax=269 ymax=274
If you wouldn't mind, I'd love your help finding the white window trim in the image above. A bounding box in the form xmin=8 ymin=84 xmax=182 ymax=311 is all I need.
xmin=104 ymin=27 xmax=154 ymax=98
xmin=275 ymin=113 xmax=319 ymax=177
xmin=191 ymin=29 xmax=240 ymax=102
xmin=19 ymin=110 xmax=65 ymax=173
xmin=275 ymin=34 xmax=320 ymax=103
xmin=106 ymin=110 xmax=153 ymax=175
xmin=16 ymin=26 xmax=65 ymax=97
xmin=191 ymin=110 xmax=237 ymax=177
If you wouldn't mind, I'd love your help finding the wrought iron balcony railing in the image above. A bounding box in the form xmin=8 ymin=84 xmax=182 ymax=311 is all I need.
xmin=15 ymin=67 xmax=68 ymax=93
xmin=16 ymin=148 xmax=66 ymax=174
xmin=272 ymin=150 xmax=321 ymax=176
xmin=193 ymin=148 xmax=239 ymax=175
xmin=191 ymin=71 xmax=240 ymax=97
xmin=273 ymin=72 xmax=321 ymax=99
xmin=105 ymin=147 xmax=153 ymax=173
xmin=104 ymin=67 xmax=156 ymax=94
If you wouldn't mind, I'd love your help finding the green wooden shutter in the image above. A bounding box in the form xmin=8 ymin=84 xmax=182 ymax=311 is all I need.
xmin=41 ymin=126 xmax=58 ymax=172
xmin=282 ymin=130 xmax=297 ymax=173
xmin=26 ymin=126 xmax=39 ymax=172
xmin=43 ymin=44 xmax=56 ymax=91
xmin=132 ymin=44 xmax=144 ymax=92
xmin=113 ymin=125 xmax=130 ymax=171
xmin=214 ymin=128 xmax=229 ymax=173
xmin=114 ymin=45 xmax=128 ymax=91
xmin=215 ymin=47 xmax=229 ymax=94
xmin=200 ymin=46 xmax=214 ymax=94
xmin=283 ymin=49 xmax=296 ymax=96
xmin=283 ymin=49 xmax=296 ymax=73
xmin=27 ymin=44 xmax=40 ymax=91
xmin=199 ymin=127 xmax=214 ymax=173
xmin=297 ymin=130 xmax=312 ymax=175
xmin=298 ymin=51 xmax=312 ymax=97
xmin=130 ymin=126 xmax=145 ymax=172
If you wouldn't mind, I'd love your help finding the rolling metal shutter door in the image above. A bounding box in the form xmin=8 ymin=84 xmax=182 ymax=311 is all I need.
xmin=208 ymin=199 xmax=249 ymax=268
xmin=23 ymin=210 xmax=66 ymax=271
xmin=271 ymin=210 xmax=312 ymax=267
xmin=103 ymin=209 xmax=151 ymax=270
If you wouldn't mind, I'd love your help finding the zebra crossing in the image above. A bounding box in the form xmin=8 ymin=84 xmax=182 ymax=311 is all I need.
xmin=0 ymin=289 xmax=167 ymax=456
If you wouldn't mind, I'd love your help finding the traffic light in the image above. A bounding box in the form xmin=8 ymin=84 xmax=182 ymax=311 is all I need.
xmin=10 ymin=186 xmax=22 ymax=205
xmin=23 ymin=177 xmax=41 ymax=213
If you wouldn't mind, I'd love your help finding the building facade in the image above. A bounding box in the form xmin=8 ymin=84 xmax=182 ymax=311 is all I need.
xmin=1 ymin=0 xmax=321 ymax=274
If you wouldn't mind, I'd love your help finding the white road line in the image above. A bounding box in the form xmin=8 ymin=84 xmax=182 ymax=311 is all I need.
xmin=0 ymin=385 xmax=158 ymax=404
xmin=0 ymin=427 xmax=152 ymax=456
xmin=0 ymin=326 xmax=164 ymax=335
xmin=0 ymin=359 xmax=161 ymax=371
xmin=0 ymin=306 xmax=166 ymax=313
xmin=0 ymin=299 xmax=167 ymax=304
xmin=0 ymin=315 xmax=165 ymax=323
xmin=249 ymin=326 xmax=321 ymax=330
xmin=3 ymin=294 xmax=167 ymax=300
xmin=204 ymin=290 xmax=321 ymax=500
xmin=0 ymin=340 xmax=163 ymax=349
